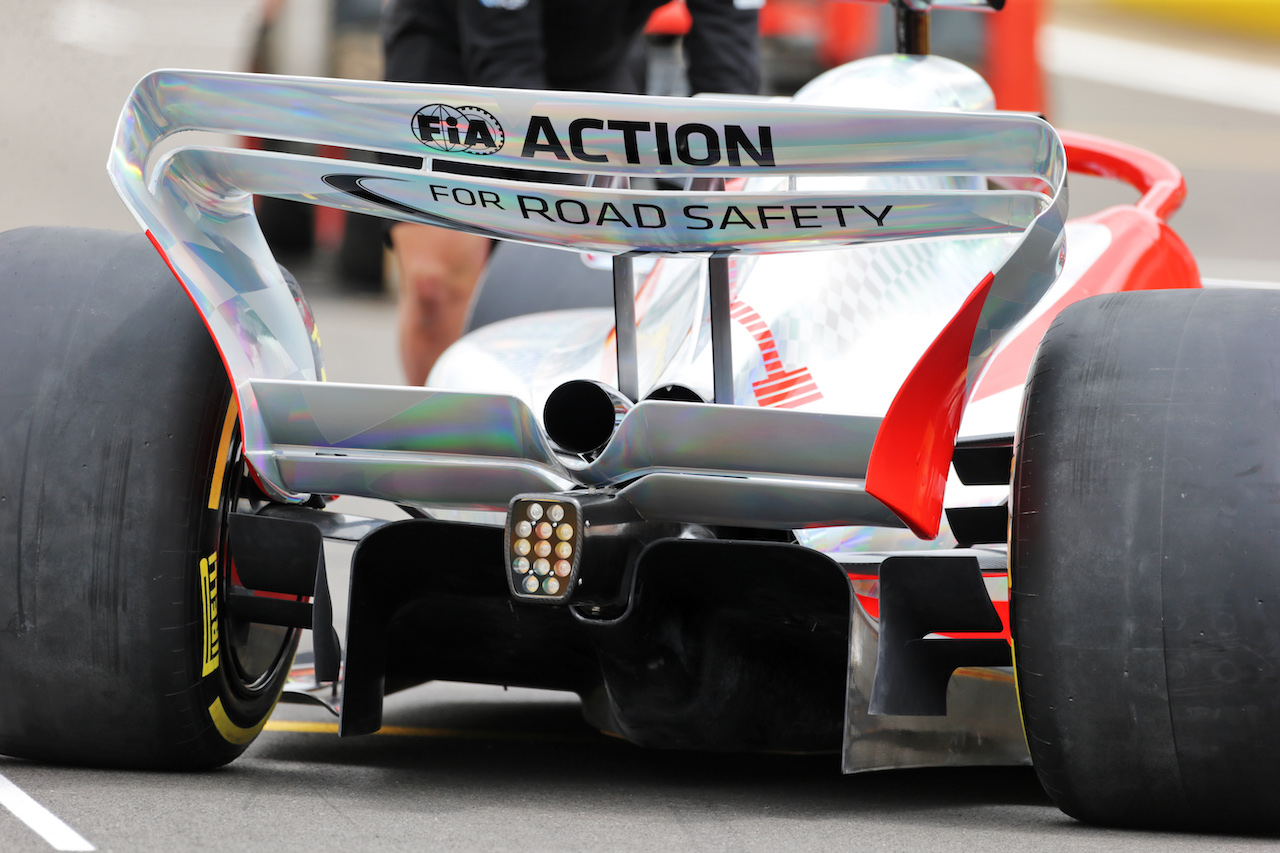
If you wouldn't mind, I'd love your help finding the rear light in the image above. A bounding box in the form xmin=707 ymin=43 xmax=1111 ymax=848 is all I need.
xmin=506 ymin=492 xmax=648 ymax=608
xmin=507 ymin=498 xmax=580 ymax=602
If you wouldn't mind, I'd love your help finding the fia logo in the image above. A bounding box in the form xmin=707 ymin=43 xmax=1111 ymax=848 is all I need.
xmin=412 ymin=104 xmax=505 ymax=156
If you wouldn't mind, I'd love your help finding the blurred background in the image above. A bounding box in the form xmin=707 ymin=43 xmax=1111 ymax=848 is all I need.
xmin=3 ymin=0 xmax=1279 ymax=385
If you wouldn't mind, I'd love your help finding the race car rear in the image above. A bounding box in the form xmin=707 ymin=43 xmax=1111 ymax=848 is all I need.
xmin=7 ymin=0 xmax=1278 ymax=834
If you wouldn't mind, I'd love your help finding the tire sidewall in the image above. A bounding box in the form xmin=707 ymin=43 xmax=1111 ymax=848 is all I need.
xmin=182 ymin=395 xmax=298 ymax=767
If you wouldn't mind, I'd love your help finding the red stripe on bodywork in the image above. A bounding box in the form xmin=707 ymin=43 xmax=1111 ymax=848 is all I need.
xmin=758 ymin=384 xmax=816 ymax=404
xmin=731 ymin=300 xmax=825 ymax=409
xmin=755 ymin=370 xmax=813 ymax=394
xmin=775 ymin=390 xmax=822 ymax=409
xmin=864 ymin=273 xmax=995 ymax=540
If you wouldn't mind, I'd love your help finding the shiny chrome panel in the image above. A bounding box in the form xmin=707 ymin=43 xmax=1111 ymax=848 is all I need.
xmin=248 ymin=379 xmax=562 ymax=466
xmin=273 ymin=449 xmax=574 ymax=511
xmin=247 ymin=380 xmax=890 ymax=523
xmin=619 ymin=474 xmax=903 ymax=531
xmin=114 ymin=69 xmax=1059 ymax=181
xmin=586 ymin=401 xmax=881 ymax=485
xmin=247 ymin=379 xmax=574 ymax=508
xmin=158 ymin=145 xmax=1047 ymax=254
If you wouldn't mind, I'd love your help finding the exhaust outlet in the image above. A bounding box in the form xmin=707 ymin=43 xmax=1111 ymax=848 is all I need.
xmin=644 ymin=383 xmax=704 ymax=403
xmin=543 ymin=380 xmax=632 ymax=456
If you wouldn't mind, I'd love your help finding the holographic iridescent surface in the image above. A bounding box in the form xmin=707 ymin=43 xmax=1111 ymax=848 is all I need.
xmin=249 ymin=379 xmax=889 ymax=526
xmin=104 ymin=55 xmax=1071 ymax=773
xmin=430 ymin=56 xmax=1061 ymax=543
xmin=109 ymin=60 xmax=1064 ymax=517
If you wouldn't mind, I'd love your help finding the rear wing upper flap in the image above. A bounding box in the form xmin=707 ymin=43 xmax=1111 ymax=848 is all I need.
xmin=112 ymin=70 xmax=1065 ymax=257
xmin=119 ymin=69 xmax=1061 ymax=178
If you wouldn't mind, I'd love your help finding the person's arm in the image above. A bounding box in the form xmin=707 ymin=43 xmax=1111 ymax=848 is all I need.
xmin=683 ymin=0 xmax=761 ymax=95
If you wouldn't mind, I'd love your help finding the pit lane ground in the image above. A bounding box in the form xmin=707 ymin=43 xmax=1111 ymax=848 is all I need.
xmin=7 ymin=685 xmax=1280 ymax=853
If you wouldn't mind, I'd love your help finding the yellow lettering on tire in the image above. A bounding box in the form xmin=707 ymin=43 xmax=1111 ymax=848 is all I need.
xmin=200 ymin=552 xmax=219 ymax=677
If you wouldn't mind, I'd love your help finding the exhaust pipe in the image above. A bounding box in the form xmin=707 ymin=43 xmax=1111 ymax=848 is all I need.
xmin=644 ymin=383 xmax=704 ymax=403
xmin=543 ymin=380 xmax=632 ymax=456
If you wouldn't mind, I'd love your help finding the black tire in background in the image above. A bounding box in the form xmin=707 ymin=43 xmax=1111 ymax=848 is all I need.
xmin=1011 ymin=288 xmax=1280 ymax=830
xmin=0 ymin=227 xmax=297 ymax=769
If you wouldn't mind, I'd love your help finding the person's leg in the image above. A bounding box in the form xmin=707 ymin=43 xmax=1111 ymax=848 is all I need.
xmin=390 ymin=222 xmax=489 ymax=385
xmin=683 ymin=0 xmax=761 ymax=96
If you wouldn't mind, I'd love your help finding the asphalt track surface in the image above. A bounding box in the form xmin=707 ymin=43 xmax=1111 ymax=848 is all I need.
xmin=4 ymin=1 xmax=1280 ymax=850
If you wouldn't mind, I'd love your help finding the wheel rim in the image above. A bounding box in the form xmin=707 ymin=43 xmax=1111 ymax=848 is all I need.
xmin=214 ymin=418 xmax=300 ymax=697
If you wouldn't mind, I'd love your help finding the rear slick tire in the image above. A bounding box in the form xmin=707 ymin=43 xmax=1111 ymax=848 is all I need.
xmin=1011 ymin=288 xmax=1280 ymax=831
xmin=0 ymin=227 xmax=297 ymax=769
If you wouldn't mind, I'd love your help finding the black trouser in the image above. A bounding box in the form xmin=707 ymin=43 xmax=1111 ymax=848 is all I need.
xmin=383 ymin=0 xmax=760 ymax=96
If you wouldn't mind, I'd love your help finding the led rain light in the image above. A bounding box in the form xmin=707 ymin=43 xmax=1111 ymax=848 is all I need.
xmin=507 ymin=496 xmax=579 ymax=601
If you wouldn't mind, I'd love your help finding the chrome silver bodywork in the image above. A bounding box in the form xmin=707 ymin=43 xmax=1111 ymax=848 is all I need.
xmin=108 ymin=54 xmax=1061 ymax=771
xmin=434 ymin=56 xmax=1030 ymax=546
xmin=109 ymin=59 xmax=1065 ymax=512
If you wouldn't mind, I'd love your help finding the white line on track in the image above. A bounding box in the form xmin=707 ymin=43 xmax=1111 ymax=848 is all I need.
xmin=1043 ymin=25 xmax=1280 ymax=117
xmin=0 ymin=774 xmax=93 ymax=852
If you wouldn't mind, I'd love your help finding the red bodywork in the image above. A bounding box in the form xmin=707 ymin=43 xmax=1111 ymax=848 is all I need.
xmin=865 ymin=129 xmax=1199 ymax=543
xmin=866 ymin=273 xmax=996 ymax=540
xmin=858 ymin=129 xmax=1199 ymax=633
xmin=971 ymin=131 xmax=1200 ymax=405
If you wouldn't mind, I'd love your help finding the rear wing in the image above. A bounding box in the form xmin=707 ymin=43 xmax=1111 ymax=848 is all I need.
xmin=109 ymin=70 xmax=1066 ymax=533
xmin=112 ymin=70 xmax=1062 ymax=254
